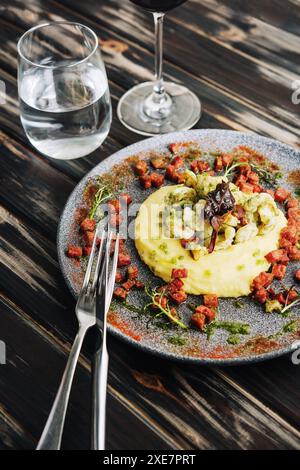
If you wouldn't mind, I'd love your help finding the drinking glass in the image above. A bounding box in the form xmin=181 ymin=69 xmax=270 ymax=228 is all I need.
xmin=117 ymin=0 xmax=201 ymax=136
xmin=18 ymin=22 xmax=112 ymax=160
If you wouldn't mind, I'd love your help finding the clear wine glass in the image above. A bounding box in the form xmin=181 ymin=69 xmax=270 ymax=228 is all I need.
xmin=117 ymin=0 xmax=201 ymax=136
xmin=17 ymin=21 xmax=112 ymax=160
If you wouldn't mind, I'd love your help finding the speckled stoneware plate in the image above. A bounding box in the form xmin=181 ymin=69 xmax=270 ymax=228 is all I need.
xmin=57 ymin=129 xmax=300 ymax=365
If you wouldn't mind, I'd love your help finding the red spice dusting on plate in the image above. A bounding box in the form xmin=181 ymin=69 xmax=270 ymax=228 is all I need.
xmin=108 ymin=311 xmax=141 ymax=342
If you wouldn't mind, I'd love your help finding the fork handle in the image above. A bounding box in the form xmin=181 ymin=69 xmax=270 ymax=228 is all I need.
xmin=36 ymin=324 xmax=88 ymax=450
xmin=91 ymin=339 xmax=109 ymax=450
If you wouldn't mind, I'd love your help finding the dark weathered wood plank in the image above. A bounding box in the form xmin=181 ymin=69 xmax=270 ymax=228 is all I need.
xmin=1 ymin=204 xmax=300 ymax=449
xmin=0 ymin=293 xmax=175 ymax=450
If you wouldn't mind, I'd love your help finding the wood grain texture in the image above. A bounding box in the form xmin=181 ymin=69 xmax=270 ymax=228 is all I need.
xmin=0 ymin=0 xmax=299 ymax=450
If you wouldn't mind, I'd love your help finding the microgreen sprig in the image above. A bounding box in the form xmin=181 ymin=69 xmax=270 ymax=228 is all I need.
xmin=144 ymin=286 xmax=187 ymax=329
xmin=89 ymin=182 xmax=113 ymax=220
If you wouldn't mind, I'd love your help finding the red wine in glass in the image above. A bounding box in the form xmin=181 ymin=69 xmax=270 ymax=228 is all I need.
xmin=129 ymin=0 xmax=188 ymax=12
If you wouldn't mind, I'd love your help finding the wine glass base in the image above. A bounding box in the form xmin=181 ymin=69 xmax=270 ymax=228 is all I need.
xmin=117 ymin=81 xmax=201 ymax=136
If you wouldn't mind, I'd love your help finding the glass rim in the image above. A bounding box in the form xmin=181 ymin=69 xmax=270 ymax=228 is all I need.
xmin=17 ymin=21 xmax=99 ymax=70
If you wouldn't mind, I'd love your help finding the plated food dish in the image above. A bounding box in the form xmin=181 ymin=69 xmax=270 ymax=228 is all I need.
xmin=58 ymin=130 xmax=300 ymax=364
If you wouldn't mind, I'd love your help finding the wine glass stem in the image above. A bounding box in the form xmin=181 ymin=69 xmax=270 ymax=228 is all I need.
xmin=153 ymin=12 xmax=165 ymax=95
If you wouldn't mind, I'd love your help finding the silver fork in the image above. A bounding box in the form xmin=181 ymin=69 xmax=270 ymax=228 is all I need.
xmin=37 ymin=224 xmax=105 ymax=450
xmin=91 ymin=228 xmax=120 ymax=450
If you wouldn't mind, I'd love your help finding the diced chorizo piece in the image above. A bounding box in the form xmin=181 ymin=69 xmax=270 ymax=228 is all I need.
xmin=274 ymin=188 xmax=290 ymax=203
xmin=191 ymin=311 xmax=206 ymax=330
xmin=171 ymin=268 xmax=188 ymax=279
xmin=214 ymin=156 xmax=223 ymax=172
xmin=203 ymin=294 xmax=218 ymax=308
xmin=108 ymin=199 xmax=121 ymax=213
xmin=237 ymin=182 xmax=254 ymax=193
xmin=294 ymin=269 xmax=300 ymax=282
xmin=198 ymin=160 xmax=210 ymax=172
xmin=168 ymin=278 xmax=184 ymax=292
xmin=150 ymin=156 xmax=168 ymax=169
xmin=109 ymin=213 xmax=123 ymax=227
xmin=169 ymin=307 xmax=179 ymax=319
xmin=281 ymin=227 xmax=298 ymax=243
xmin=194 ymin=305 xmax=216 ymax=323
xmin=265 ymin=189 xmax=275 ymax=199
xmin=190 ymin=160 xmax=199 ymax=173
xmin=287 ymin=208 xmax=300 ymax=220
xmin=275 ymin=292 xmax=286 ymax=305
xmin=247 ymin=171 xmax=259 ymax=184
xmin=134 ymin=160 xmax=148 ymax=176
xmin=135 ymin=280 xmax=145 ymax=289
xmin=118 ymin=252 xmax=131 ymax=267
xmin=272 ymin=264 xmax=287 ymax=280
xmin=279 ymin=237 xmax=293 ymax=249
xmin=67 ymin=245 xmax=83 ymax=258
xmin=127 ymin=265 xmax=138 ymax=279
xmin=169 ymin=290 xmax=187 ymax=304
xmin=287 ymin=246 xmax=300 ymax=261
xmin=252 ymin=272 xmax=274 ymax=290
xmin=222 ymin=153 xmax=234 ymax=167
xmin=84 ymin=231 xmax=100 ymax=247
xmin=171 ymin=156 xmax=184 ymax=169
xmin=150 ymin=172 xmax=165 ymax=188
xmin=83 ymin=246 xmax=93 ymax=257
xmin=152 ymin=295 xmax=168 ymax=310
xmin=115 ymin=270 xmax=123 ymax=283
xmin=139 ymin=175 xmax=152 ymax=189
xmin=169 ymin=142 xmax=184 ymax=153
xmin=176 ymin=172 xmax=185 ymax=184
xmin=265 ymin=249 xmax=287 ymax=264
xmin=80 ymin=218 xmax=96 ymax=232
xmin=120 ymin=193 xmax=132 ymax=205
xmin=286 ymin=289 xmax=299 ymax=304
xmin=122 ymin=279 xmax=136 ymax=291
xmin=287 ymin=198 xmax=299 ymax=209
xmin=254 ymin=287 xmax=268 ymax=304
xmin=165 ymin=164 xmax=177 ymax=181
xmin=239 ymin=164 xmax=251 ymax=176
xmin=113 ymin=287 xmax=128 ymax=300
xmin=203 ymin=308 xmax=216 ymax=323
xmin=252 ymin=184 xmax=263 ymax=193
xmin=234 ymin=174 xmax=247 ymax=186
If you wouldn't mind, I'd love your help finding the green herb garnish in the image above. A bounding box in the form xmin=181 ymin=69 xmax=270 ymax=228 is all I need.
xmin=89 ymin=182 xmax=113 ymax=220
xmin=168 ymin=336 xmax=187 ymax=346
xmin=144 ymin=286 xmax=187 ymax=329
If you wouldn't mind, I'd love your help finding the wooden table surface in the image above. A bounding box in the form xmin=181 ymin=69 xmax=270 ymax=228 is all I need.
xmin=0 ymin=0 xmax=300 ymax=450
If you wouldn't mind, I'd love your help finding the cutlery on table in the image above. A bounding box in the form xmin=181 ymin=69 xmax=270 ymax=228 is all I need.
xmin=37 ymin=225 xmax=118 ymax=450
xmin=91 ymin=230 xmax=120 ymax=450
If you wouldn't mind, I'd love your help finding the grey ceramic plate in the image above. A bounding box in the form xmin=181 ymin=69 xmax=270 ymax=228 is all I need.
xmin=57 ymin=129 xmax=300 ymax=365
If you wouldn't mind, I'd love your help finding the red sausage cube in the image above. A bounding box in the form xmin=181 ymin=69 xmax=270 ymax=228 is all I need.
xmin=254 ymin=287 xmax=268 ymax=304
xmin=127 ymin=265 xmax=138 ymax=279
xmin=203 ymin=294 xmax=218 ymax=308
xmin=113 ymin=287 xmax=128 ymax=300
xmin=150 ymin=172 xmax=165 ymax=188
xmin=191 ymin=311 xmax=206 ymax=331
xmin=118 ymin=252 xmax=131 ymax=267
xmin=171 ymin=268 xmax=188 ymax=279
xmin=274 ymin=188 xmax=290 ymax=203
xmin=80 ymin=218 xmax=96 ymax=232
xmin=135 ymin=160 xmax=148 ymax=176
xmin=67 ymin=245 xmax=83 ymax=258
xmin=139 ymin=175 xmax=152 ymax=189
xmin=272 ymin=264 xmax=287 ymax=280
